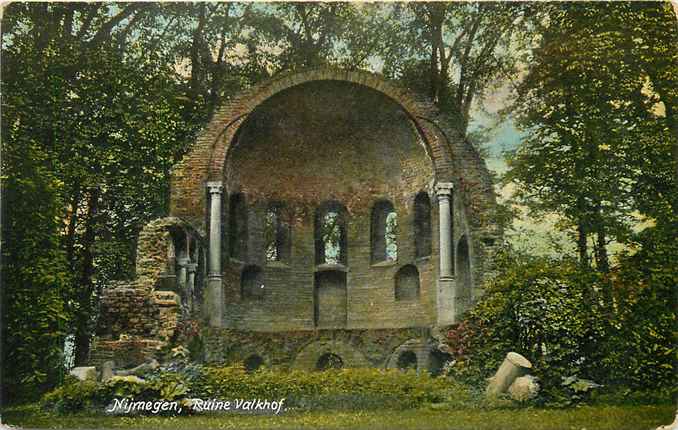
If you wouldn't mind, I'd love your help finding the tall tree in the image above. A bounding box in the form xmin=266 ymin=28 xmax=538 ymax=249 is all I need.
xmin=2 ymin=3 xmax=201 ymax=371
xmin=506 ymin=2 xmax=677 ymax=275
xmin=380 ymin=2 xmax=531 ymax=133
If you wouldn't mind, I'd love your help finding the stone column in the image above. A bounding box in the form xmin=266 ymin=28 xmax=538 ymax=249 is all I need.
xmin=436 ymin=182 xmax=454 ymax=279
xmin=206 ymin=181 xmax=223 ymax=327
xmin=186 ymin=263 xmax=198 ymax=313
xmin=166 ymin=239 xmax=176 ymax=275
xmin=177 ymin=256 xmax=189 ymax=291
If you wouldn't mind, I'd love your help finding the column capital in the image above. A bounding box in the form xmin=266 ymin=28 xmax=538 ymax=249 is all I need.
xmin=435 ymin=182 xmax=454 ymax=197
xmin=206 ymin=181 xmax=224 ymax=195
xmin=186 ymin=263 xmax=198 ymax=273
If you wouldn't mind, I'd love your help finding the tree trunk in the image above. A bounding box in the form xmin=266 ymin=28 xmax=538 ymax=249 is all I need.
xmin=65 ymin=184 xmax=81 ymax=271
xmin=577 ymin=222 xmax=588 ymax=267
xmin=594 ymin=227 xmax=609 ymax=274
xmin=188 ymin=3 xmax=207 ymax=105
xmin=74 ymin=187 xmax=99 ymax=366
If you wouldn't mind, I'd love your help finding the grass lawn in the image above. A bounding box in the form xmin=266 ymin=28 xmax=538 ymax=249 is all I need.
xmin=2 ymin=404 xmax=675 ymax=430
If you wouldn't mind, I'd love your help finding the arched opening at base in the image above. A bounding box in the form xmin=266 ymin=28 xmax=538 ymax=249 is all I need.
xmin=396 ymin=351 xmax=418 ymax=371
xmin=316 ymin=353 xmax=344 ymax=370
xmin=244 ymin=354 xmax=264 ymax=372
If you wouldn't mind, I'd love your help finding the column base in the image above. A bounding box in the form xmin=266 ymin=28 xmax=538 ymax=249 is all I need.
xmin=206 ymin=275 xmax=223 ymax=327
xmin=437 ymin=276 xmax=457 ymax=326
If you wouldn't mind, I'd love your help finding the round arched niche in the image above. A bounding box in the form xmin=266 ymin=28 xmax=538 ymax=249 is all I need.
xmin=225 ymin=80 xmax=435 ymax=214
xmin=396 ymin=350 xmax=418 ymax=371
xmin=241 ymin=265 xmax=265 ymax=301
xmin=243 ymin=354 xmax=265 ymax=372
xmin=456 ymin=234 xmax=473 ymax=313
xmin=316 ymin=353 xmax=344 ymax=371
xmin=292 ymin=340 xmax=369 ymax=371
xmin=385 ymin=339 xmax=436 ymax=373
xmin=395 ymin=264 xmax=420 ymax=301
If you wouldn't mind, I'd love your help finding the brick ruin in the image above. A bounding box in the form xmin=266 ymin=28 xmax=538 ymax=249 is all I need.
xmin=92 ymin=68 xmax=501 ymax=373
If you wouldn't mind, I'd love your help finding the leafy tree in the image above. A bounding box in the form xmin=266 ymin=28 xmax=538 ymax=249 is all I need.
xmin=506 ymin=2 xmax=677 ymax=274
xmin=1 ymin=134 xmax=71 ymax=401
xmin=380 ymin=2 xmax=531 ymax=132
xmin=2 ymin=3 xmax=200 ymax=375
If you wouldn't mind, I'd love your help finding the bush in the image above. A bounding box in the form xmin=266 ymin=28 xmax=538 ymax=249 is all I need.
xmin=445 ymin=235 xmax=676 ymax=405
xmin=599 ymin=225 xmax=677 ymax=394
xmin=42 ymin=376 xmax=103 ymax=413
xmin=42 ymin=366 xmax=470 ymax=414
xmin=445 ymin=250 xmax=607 ymax=394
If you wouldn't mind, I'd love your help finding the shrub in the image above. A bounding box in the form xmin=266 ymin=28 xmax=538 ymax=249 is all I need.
xmin=599 ymin=226 xmax=677 ymax=394
xmin=445 ymin=251 xmax=607 ymax=395
xmin=42 ymin=366 xmax=470 ymax=414
xmin=445 ymin=235 xmax=676 ymax=405
xmin=42 ymin=376 xmax=103 ymax=413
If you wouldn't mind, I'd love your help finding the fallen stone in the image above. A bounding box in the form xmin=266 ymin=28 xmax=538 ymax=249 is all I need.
xmin=70 ymin=366 xmax=97 ymax=381
xmin=101 ymin=361 xmax=115 ymax=382
xmin=508 ymin=375 xmax=540 ymax=402
xmin=115 ymin=359 xmax=159 ymax=377
xmin=486 ymin=352 xmax=533 ymax=397
xmin=108 ymin=375 xmax=146 ymax=384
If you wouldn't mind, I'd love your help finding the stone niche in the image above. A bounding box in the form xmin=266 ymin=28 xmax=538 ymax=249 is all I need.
xmin=222 ymin=80 xmax=436 ymax=332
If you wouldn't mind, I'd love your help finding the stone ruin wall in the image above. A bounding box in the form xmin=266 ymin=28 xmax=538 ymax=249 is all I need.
xmin=91 ymin=217 xmax=204 ymax=366
xmin=91 ymin=68 xmax=501 ymax=372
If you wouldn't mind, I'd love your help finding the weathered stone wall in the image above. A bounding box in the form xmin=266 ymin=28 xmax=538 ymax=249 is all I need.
xmin=202 ymin=327 xmax=432 ymax=370
xmin=93 ymin=68 xmax=501 ymax=370
xmin=219 ymin=81 xmax=437 ymax=331
xmin=89 ymin=338 xmax=165 ymax=368
xmin=96 ymin=285 xmax=160 ymax=340
xmin=168 ymin=68 xmax=500 ymax=330
xmin=92 ymin=217 xmax=205 ymax=365
xmin=169 ymin=68 xmax=491 ymax=235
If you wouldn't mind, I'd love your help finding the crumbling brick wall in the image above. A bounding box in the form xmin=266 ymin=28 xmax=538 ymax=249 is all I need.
xmin=92 ymin=217 xmax=205 ymax=365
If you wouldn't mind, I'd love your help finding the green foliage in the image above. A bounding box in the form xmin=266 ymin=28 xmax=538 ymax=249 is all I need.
xmin=1 ymin=138 xmax=72 ymax=400
xmin=42 ymin=376 xmax=102 ymax=413
xmin=598 ymin=225 xmax=677 ymax=392
xmin=507 ymin=2 xmax=677 ymax=268
xmin=445 ymin=249 xmax=606 ymax=392
xmin=42 ymin=366 xmax=469 ymax=414
xmin=2 ymin=2 xmax=203 ymax=374
xmin=194 ymin=365 xmax=462 ymax=410
xmin=445 ymin=234 xmax=676 ymax=405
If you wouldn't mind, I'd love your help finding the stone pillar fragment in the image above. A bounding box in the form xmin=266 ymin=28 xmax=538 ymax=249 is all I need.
xmin=177 ymin=256 xmax=189 ymax=291
xmin=206 ymin=181 xmax=223 ymax=327
xmin=436 ymin=182 xmax=454 ymax=279
xmin=486 ymin=352 xmax=533 ymax=397
xmin=186 ymin=263 xmax=197 ymax=313
xmin=166 ymin=239 xmax=176 ymax=275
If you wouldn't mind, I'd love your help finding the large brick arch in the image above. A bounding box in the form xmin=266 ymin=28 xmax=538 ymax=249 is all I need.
xmin=169 ymin=67 xmax=497 ymax=240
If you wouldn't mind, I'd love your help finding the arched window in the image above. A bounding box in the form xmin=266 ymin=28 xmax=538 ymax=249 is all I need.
xmin=265 ymin=202 xmax=291 ymax=262
xmin=371 ymin=200 xmax=397 ymax=264
xmin=396 ymin=351 xmax=418 ymax=371
xmin=241 ymin=265 xmax=264 ymax=300
xmin=316 ymin=353 xmax=344 ymax=370
xmin=414 ymin=192 xmax=431 ymax=258
xmin=229 ymin=193 xmax=248 ymax=261
xmin=315 ymin=201 xmax=347 ymax=266
xmin=395 ymin=264 xmax=420 ymax=301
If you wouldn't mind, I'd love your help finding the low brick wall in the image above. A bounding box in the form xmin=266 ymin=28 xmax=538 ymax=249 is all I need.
xmin=202 ymin=327 xmax=435 ymax=371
